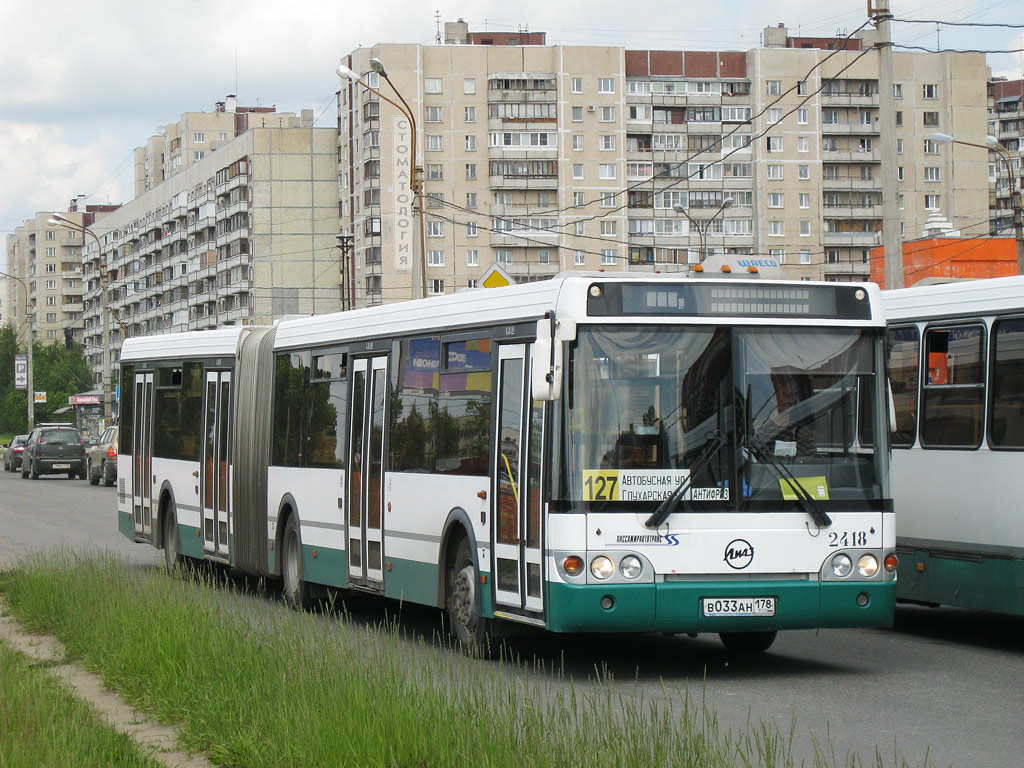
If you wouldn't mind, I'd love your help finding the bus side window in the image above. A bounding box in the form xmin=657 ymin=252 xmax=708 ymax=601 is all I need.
xmin=990 ymin=319 xmax=1024 ymax=449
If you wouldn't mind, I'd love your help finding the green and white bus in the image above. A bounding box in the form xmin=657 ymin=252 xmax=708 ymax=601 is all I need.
xmin=118 ymin=272 xmax=896 ymax=652
xmin=885 ymin=275 xmax=1024 ymax=615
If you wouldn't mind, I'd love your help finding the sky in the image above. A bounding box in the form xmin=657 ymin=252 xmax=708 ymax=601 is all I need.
xmin=1 ymin=0 xmax=1021 ymax=257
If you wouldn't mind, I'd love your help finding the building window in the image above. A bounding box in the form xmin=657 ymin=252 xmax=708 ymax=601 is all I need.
xmin=574 ymin=250 xmax=585 ymax=265
xmin=575 ymin=220 xmax=585 ymax=235
xmin=45 ymin=296 xmax=56 ymax=306
xmin=826 ymin=250 xmax=841 ymax=264
xmin=572 ymin=134 xmax=583 ymax=151
xmin=924 ymin=166 xmax=941 ymax=182
xmin=465 ymin=221 xmax=478 ymax=237
xmin=464 ymin=135 xmax=477 ymax=152
xmin=465 ymin=106 xmax=476 ymax=123
xmin=893 ymin=83 xmax=903 ymax=99
xmin=424 ymin=78 xmax=442 ymax=94
xmin=538 ymin=250 xmax=550 ymax=264
xmin=600 ymin=192 xmax=616 ymax=208
xmin=571 ymin=77 xmax=583 ymax=93
xmin=897 ymin=138 xmax=904 ymax=154
xmin=600 ymin=135 xmax=615 ymax=151
xmin=427 ymin=192 xmax=444 ymax=209
xmin=599 ymin=163 xmax=616 ymax=179
xmin=600 ymin=221 xmax=617 ymax=236
xmin=599 ymin=106 xmax=615 ymax=122
xmin=466 ymin=193 xmax=478 ymax=209
xmin=427 ymin=250 xmax=445 ymax=267
xmin=768 ymin=192 xmax=784 ymax=208
xmin=464 ymin=78 xmax=476 ymax=95
xmin=767 ymin=164 xmax=783 ymax=180
xmin=573 ymin=163 xmax=584 ymax=180
xmin=45 ymin=230 xmax=56 ymax=240
xmin=798 ymin=165 xmax=810 ymax=180
xmin=800 ymin=220 xmax=811 ymax=237
xmin=897 ymin=166 xmax=905 ymax=181
xmin=766 ymin=137 xmax=783 ymax=152
xmin=428 ymin=279 xmax=445 ymax=295
xmin=45 ymin=247 xmax=56 ymax=257
xmin=770 ymin=248 xmax=786 ymax=264
xmin=466 ymin=164 xmax=477 ymax=180
xmin=194 ymin=132 xmax=205 ymax=143
xmin=45 ymin=263 xmax=57 ymax=273
xmin=467 ymin=250 xmax=479 ymax=266
xmin=573 ymin=192 xmax=585 ymax=208
xmin=799 ymin=249 xmax=811 ymax=265
xmin=767 ymin=108 xmax=783 ymax=124
xmin=923 ymin=139 xmax=939 ymax=154
xmin=922 ymin=84 xmax=938 ymax=99
xmin=799 ymin=193 xmax=810 ymax=209
xmin=598 ymin=78 xmax=615 ymax=93
xmin=797 ymin=108 xmax=808 ymax=125
xmin=924 ymin=194 xmax=940 ymax=211
xmin=45 ymin=279 xmax=56 ymax=289
xmin=426 ymin=164 xmax=443 ymax=180
xmin=769 ymin=221 xmax=784 ymax=236
xmin=425 ymin=106 xmax=443 ymax=123
xmin=425 ymin=135 xmax=443 ymax=152
xmin=922 ymin=111 xmax=939 ymax=127
xmin=496 ymin=249 xmax=512 ymax=263
xmin=45 ymin=312 xmax=57 ymax=322
xmin=895 ymin=111 xmax=903 ymax=127
xmin=601 ymin=249 xmax=617 ymax=265
xmin=426 ymin=221 xmax=445 ymax=237
xmin=766 ymin=80 xmax=781 ymax=95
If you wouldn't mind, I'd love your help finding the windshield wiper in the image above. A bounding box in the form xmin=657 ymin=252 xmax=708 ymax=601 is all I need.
xmin=746 ymin=437 xmax=832 ymax=528
xmin=645 ymin=430 xmax=725 ymax=529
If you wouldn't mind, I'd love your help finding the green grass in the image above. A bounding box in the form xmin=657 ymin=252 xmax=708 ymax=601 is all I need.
xmin=0 ymin=551 xmax=926 ymax=768
xmin=0 ymin=642 xmax=161 ymax=767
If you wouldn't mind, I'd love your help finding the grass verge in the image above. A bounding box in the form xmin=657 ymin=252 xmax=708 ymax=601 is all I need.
xmin=0 ymin=550 xmax=922 ymax=768
xmin=0 ymin=642 xmax=161 ymax=767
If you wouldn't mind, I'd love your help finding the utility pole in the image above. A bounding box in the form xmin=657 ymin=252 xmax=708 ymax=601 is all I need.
xmin=871 ymin=0 xmax=905 ymax=289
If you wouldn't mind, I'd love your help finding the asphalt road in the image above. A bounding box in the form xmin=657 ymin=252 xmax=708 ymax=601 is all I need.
xmin=0 ymin=468 xmax=1020 ymax=767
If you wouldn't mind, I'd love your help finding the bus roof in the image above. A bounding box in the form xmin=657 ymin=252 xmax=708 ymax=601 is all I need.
xmin=119 ymin=327 xmax=256 ymax=362
xmin=274 ymin=272 xmax=884 ymax=350
xmin=883 ymin=275 xmax=1024 ymax=322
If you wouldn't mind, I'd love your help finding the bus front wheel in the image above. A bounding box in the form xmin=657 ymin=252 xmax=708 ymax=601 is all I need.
xmin=447 ymin=538 xmax=494 ymax=655
xmin=281 ymin=516 xmax=310 ymax=610
xmin=163 ymin=508 xmax=183 ymax=572
xmin=719 ymin=630 xmax=777 ymax=653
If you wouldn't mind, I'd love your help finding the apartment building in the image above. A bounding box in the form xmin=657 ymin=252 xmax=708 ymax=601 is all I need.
xmin=336 ymin=23 xmax=989 ymax=306
xmin=80 ymin=118 xmax=339 ymax=386
xmin=988 ymin=78 xmax=1024 ymax=235
xmin=134 ymin=95 xmax=297 ymax=196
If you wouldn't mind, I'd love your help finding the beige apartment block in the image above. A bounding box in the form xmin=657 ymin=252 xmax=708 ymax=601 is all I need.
xmin=83 ymin=122 xmax=339 ymax=387
xmin=337 ymin=24 xmax=990 ymax=305
xmin=134 ymin=95 xmax=307 ymax=197
xmin=4 ymin=211 xmax=90 ymax=347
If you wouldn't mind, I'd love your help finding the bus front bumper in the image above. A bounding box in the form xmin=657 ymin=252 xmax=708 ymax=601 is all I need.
xmin=543 ymin=578 xmax=895 ymax=634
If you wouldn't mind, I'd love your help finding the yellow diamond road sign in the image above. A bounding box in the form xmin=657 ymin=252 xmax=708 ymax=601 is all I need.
xmin=480 ymin=263 xmax=513 ymax=288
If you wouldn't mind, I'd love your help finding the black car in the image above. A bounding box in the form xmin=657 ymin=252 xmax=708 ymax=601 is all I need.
xmin=21 ymin=425 xmax=88 ymax=480
xmin=3 ymin=434 xmax=29 ymax=472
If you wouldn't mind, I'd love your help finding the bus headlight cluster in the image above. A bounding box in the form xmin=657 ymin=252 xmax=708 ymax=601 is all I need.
xmin=826 ymin=551 xmax=885 ymax=581
xmin=589 ymin=554 xmax=645 ymax=581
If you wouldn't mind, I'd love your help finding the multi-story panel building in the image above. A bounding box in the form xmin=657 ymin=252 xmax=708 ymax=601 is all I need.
xmin=134 ymin=96 xmax=298 ymax=197
xmin=988 ymin=78 xmax=1023 ymax=235
xmin=337 ymin=23 xmax=989 ymax=305
xmin=82 ymin=119 xmax=339 ymax=387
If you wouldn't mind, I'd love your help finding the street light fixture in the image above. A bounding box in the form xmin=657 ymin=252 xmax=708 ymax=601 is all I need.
xmin=930 ymin=132 xmax=1024 ymax=275
xmin=674 ymin=198 xmax=733 ymax=265
xmin=338 ymin=61 xmax=428 ymax=299
xmin=48 ymin=214 xmax=116 ymax=427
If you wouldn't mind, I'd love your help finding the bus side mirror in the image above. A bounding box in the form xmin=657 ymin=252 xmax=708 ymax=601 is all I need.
xmin=887 ymin=380 xmax=897 ymax=434
xmin=531 ymin=317 xmax=563 ymax=401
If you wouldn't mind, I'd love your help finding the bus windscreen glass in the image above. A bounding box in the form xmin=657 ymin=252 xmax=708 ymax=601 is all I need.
xmin=558 ymin=325 xmax=884 ymax=511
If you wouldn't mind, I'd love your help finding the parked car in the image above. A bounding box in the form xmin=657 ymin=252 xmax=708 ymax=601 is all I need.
xmin=20 ymin=424 xmax=87 ymax=480
xmin=86 ymin=425 xmax=118 ymax=486
xmin=3 ymin=434 xmax=29 ymax=472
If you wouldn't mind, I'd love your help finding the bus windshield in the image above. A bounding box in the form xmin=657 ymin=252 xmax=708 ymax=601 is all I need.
xmin=557 ymin=325 xmax=885 ymax=511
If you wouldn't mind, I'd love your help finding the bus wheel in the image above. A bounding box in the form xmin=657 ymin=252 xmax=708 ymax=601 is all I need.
xmin=164 ymin=509 xmax=183 ymax=572
xmin=281 ymin=517 xmax=310 ymax=610
xmin=447 ymin=538 xmax=494 ymax=656
xmin=719 ymin=630 xmax=777 ymax=653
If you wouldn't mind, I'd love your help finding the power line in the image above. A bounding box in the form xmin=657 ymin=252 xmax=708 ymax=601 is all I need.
xmin=892 ymin=18 xmax=1024 ymax=29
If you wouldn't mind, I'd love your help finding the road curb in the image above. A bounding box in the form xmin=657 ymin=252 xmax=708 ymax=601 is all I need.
xmin=0 ymin=597 xmax=212 ymax=768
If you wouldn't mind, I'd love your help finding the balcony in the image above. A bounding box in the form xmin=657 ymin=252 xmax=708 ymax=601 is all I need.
xmin=820 ymin=121 xmax=879 ymax=135
xmin=823 ymin=231 xmax=881 ymax=246
xmin=822 ymin=149 xmax=880 ymax=163
xmin=821 ymin=92 xmax=879 ymax=107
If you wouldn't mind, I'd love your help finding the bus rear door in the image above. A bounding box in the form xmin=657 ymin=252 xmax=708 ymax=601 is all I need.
xmin=132 ymin=371 xmax=154 ymax=541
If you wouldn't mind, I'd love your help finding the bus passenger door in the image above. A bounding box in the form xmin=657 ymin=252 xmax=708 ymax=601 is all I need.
xmin=347 ymin=356 xmax=387 ymax=589
xmin=493 ymin=344 xmax=545 ymax=616
xmin=132 ymin=371 xmax=154 ymax=540
xmin=201 ymin=370 xmax=232 ymax=559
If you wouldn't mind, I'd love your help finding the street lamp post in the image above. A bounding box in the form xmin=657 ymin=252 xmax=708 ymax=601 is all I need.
xmin=931 ymin=132 xmax=1024 ymax=275
xmin=338 ymin=60 xmax=428 ymax=299
xmin=674 ymin=198 xmax=733 ymax=264
xmin=0 ymin=269 xmax=34 ymax=430
xmin=48 ymin=214 xmax=113 ymax=427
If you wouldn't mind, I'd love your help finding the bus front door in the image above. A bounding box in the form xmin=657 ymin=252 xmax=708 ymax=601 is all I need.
xmin=132 ymin=371 xmax=154 ymax=541
xmin=347 ymin=356 xmax=387 ymax=589
xmin=493 ymin=344 xmax=544 ymax=617
xmin=201 ymin=370 xmax=232 ymax=559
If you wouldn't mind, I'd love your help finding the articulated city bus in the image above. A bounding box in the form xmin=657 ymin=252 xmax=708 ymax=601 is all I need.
xmin=118 ymin=272 xmax=896 ymax=652
xmin=884 ymin=275 xmax=1024 ymax=615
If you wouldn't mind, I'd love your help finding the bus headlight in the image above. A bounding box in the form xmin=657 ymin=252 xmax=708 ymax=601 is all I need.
xmin=857 ymin=554 xmax=879 ymax=578
xmin=590 ymin=555 xmax=615 ymax=580
xmin=619 ymin=555 xmax=643 ymax=580
xmin=831 ymin=553 xmax=853 ymax=578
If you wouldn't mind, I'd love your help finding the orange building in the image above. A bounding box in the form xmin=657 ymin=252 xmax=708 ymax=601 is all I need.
xmin=869 ymin=237 xmax=1019 ymax=289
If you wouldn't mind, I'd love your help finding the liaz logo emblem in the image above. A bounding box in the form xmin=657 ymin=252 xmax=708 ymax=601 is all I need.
xmin=724 ymin=538 xmax=754 ymax=570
